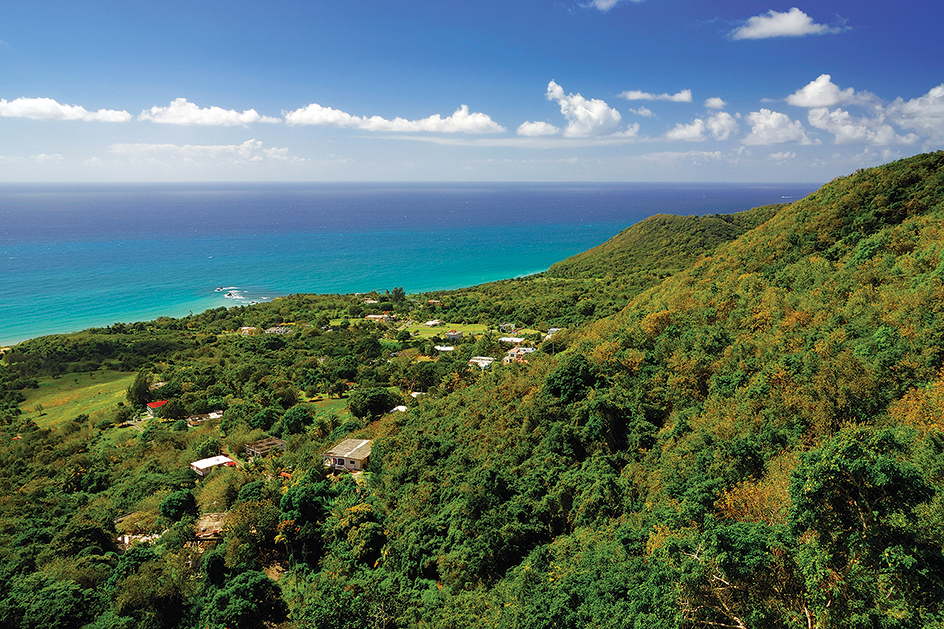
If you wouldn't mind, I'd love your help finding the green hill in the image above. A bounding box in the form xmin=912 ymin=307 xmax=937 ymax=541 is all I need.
xmin=2 ymin=152 xmax=944 ymax=628
xmin=420 ymin=205 xmax=781 ymax=329
xmin=546 ymin=204 xmax=780 ymax=280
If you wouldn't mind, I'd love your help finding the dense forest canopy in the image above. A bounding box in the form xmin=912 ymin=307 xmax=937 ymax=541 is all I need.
xmin=1 ymin=151 xmax=944 ymax=628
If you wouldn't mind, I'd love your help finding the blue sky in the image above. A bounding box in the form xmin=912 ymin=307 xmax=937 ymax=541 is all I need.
xmin=0 ymin=0 xmax=941 ymax=183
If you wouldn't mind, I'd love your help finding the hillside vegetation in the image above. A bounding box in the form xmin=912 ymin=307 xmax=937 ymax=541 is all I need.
xmin=1 ymin=152 xmax=944 ymax=629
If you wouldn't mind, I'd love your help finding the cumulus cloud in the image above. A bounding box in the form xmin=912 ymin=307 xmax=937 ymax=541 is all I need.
xmin=109 ymin=139 xmax=301 ymax=163
xmin=767 ymin=151 xmax=797 ymax=160
xmin=517 ymin=121 xmax=562 ymax=136
xmin=731 ymin=8 xmax=847 ymax=40
xmin=666 ymin=119 xmax=707 ymax=142
xmin=545 ymin=80 xmax=624 ymax=137
xmin=139 ymin=98 xmax=278 ymax=125
xmin=630 ymin=107 xmax=655 ymax=117
xmin=808 ymin=107 xmax=919 ymax=145
xmin=707 ymin=112 xmax=739 ymax=140
xmin=619 ymin=89 xmax=692 ymax=103
xmin=787 ymin=74 xmax=874 ymax=108
xmin=665 ymin=112 xmax=738 ymax=142
xmin=743 ymin=109 xmax=817 ymax=145
xmin=284 ymin=103 xmax=505 ymax=133
xmin=0 ymin=97 xmax=130 ymax=122
xmin=886 ymin=84 xmax=944 ymax=141
xmin=704 ymin=97 xmax=727 ymax=110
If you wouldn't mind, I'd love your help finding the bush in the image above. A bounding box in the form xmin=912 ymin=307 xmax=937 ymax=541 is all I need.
xmin=159 ymin=489 xmax=197 ymax=521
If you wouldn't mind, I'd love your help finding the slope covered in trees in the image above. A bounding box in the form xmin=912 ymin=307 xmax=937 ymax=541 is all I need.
xmin=420 ymin=204 xmax=780 ymax=330
xmin=1 ymin=152 xmax=944 ymax=628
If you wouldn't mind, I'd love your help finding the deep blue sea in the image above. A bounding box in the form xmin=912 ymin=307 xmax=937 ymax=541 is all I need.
xmin=0 ymin=182 xmax=820 ymax=346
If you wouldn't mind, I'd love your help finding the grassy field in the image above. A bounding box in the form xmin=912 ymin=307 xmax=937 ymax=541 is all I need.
xmin=18 ymin=370 xmax=136 ymax=429
xmin=403 ymin=322 xmax=491 ymax=339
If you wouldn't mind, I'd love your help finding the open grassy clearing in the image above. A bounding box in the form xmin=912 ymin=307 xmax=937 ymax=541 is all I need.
xmin=18 ymin=370 xmax=135 ymax=429
xmin=401 ymin=322 xmax=490 ymax=338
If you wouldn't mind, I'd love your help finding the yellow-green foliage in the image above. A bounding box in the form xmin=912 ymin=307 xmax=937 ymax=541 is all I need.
xmin=18 ymin=371 xmax=135 ymax=429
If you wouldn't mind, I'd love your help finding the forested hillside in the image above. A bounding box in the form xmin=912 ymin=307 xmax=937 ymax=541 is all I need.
xmin=1 ymin=152 xmax=943 ymax=629
xmin=420 ymin=204 xmax=779 ymax=329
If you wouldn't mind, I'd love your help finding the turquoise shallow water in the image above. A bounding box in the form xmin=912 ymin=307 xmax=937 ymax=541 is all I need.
xmin=0 ymin=182 xmax=819 ymax=345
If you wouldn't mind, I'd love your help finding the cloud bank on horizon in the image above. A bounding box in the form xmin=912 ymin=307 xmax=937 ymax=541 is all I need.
xmin=0 ymin=1 xmax=940 ymax=182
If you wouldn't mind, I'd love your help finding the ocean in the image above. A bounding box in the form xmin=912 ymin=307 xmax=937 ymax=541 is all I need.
xmin=0 ymin=182 xmax=820 ymax=346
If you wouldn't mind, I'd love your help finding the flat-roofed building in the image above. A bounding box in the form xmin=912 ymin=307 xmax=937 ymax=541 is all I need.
xmin=324 ymin=438 xmax=372 ymax=472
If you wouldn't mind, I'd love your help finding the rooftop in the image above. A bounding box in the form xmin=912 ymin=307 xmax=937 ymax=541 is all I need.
xmin=325 ymin=438 xmax=373 ymax=460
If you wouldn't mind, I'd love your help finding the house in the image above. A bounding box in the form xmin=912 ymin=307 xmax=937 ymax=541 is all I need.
xmin=469 ymin=356 xmax=495 ymax=370
xmin=363 ymin=298 xmax=379 ymax=304
xmin=498 ymin=336 xmax=525 ymax=344
xmin=190 ymin=455 xmax=236 ymax=476
xmin=147 ymin=400 xmax=168 ymax=417
xmin=503 ymin=347 xmax=536 ymax=364
xmin=245 ymin=437 xmax=287 ymax=458
xmin=365 ymin=314 xmax=392 ymax=322
xmin=324 ymin=438 xmax=372 ymax=472
xmin=239 ymin=327 xmax=259 ymax=336
xmin=446 ymin=330 xmax=464 ymax=340
xmin=434 ymin=345 xmax=455 ymax=352
xmin=265 ymin=326 xmax=292 ymax=335
xmin=424 ymin=319 xmax=442 ymax=326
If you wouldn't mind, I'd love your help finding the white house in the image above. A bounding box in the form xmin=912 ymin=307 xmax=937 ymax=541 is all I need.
xmin=324 ymin=438 xmax=373 ymax=472
xmin=503 ymin=347 xmax=536 ymax=364
xmin=469 ymin=356 xmax=495 ymax=370
xmin=191 ymin=455 xmax=236 ymax=476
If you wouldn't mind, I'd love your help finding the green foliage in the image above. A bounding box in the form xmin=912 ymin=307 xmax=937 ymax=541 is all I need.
xmin=204 ymin=570 xmax=287 ymax=629
xmin=348 ymin=387 xmax=402 ymax=420
xmin=1 ymin=152 xmax=944 ymax=628
xmin=159 ymin=489 xmax=197 ymax=521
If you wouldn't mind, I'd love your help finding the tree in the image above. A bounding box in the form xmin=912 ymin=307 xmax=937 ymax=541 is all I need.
xmin=160 ymin=489 xmax=197 ymax=521
xmin=127 ymin=370 xmax=151 ymax=407
xmin=545 ymin=353 xmax=601 ymax=404
xmin=348 ymin=387 xmax=402 ymax=420
xmin=788 ymin=426 xmax=944 ymax=626
xmin=204 ymin=570 xmax=287 ymax=629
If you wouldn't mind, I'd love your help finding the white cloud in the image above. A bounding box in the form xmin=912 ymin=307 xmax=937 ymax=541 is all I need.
xmin=109 ymin=139 xmax=301 ymax=163
xmin=284 ymin=103 xmax=505 ymax=133
xmin=546 ymin=80 xmax=624 ymax=137
xmin=0 ymin=97 xmax=130 ymax=122
xmin=517 ymin=121 xmax=561 ymax=136
xmin=665 ymin=112 xmax=739 ymax=142
xmin=640 ymin=150 xmax=724 ymax=166
xmin=808 ymin=107 xmax=919 ymax=145
xmin=619 ymin=89 xmax=692 ymax=103
xmin=786 ymin=74 xmax=874 ymax=108
xmin=767 ymin=151 xmax=796 ymax=160
xmin=32 ymin=153 xmax=64 ymax=162
xmin=743 ymin=109 xmax=817 ymax=145
xmin=139 ymin=98 xmax=277 ymax=126
xmin=731 ymin=8 xmax=847 ymax=40
xmin=707 ymin=111 xmax=739 ymax=140
xmin=885 ymin=84 xmax=944 ymax=141
xmin=666 ymin=119 xmax=706 ymax=142
xmin=630 ymin=107 xmax=655 ymax=117
xmin=588 ymin=0 xmax=644 ymax=11
xmin=704 ymin=97 xmax=727 ymax=110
